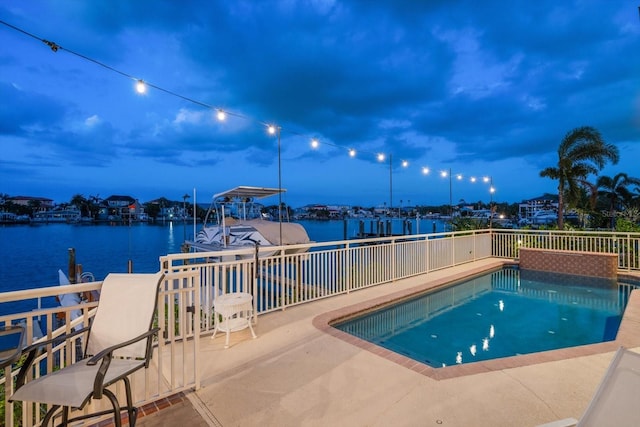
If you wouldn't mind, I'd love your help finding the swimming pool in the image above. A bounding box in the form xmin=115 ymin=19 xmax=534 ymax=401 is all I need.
xmin=334 ymin=268 xmax=638 ymax=368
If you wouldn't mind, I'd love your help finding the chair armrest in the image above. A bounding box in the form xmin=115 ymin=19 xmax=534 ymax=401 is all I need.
xmin=86 ymin=327 xmax=160 ymax=365
xmin=22 ymin=326 xmax=90 ymax=354
xmin=15 ymin=326 xmax=91 ymax=388
xmin=87 ymin=327 xmax=159 ymax=399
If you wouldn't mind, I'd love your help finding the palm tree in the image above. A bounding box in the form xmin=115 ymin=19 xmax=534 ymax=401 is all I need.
xmin=596 ymin=173 xmax=640 ymax=228
xmin=88 ymin=194 xmax=102 ymax=219
xmin=70 ymin=194 xmax=88 ymax=216
xmin=540 ymin=126 xmax=619 ymax=229
xmin=571 ymin=181 xmax=597 ymax=228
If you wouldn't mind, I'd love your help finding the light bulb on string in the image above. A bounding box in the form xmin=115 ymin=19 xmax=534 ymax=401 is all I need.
xmin=401 ymin=160 xmax=409 ymax=168
xmin=349 ymin=148 xmax=356 ymax=158
xmin=422 ymin=167 xmax=430 ymax=175
xmin=135 ymin=79 xmax=147 ymax=94
xmin=310 ymin=138 xmax=319 ymax=149
xmin=216 ymin=109 xmax=226 ymax=121
xmin=267 ymin=124 xmax=277 ymax=135
xmin=377 ymin=153 xmax=385 ymax=162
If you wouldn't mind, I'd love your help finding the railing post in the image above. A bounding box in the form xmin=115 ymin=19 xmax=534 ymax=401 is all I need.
xmin=627 ymin=233 xmax=632 ymax=272
xmin=451 ymin=232 xmax=455 ymax=267
xmin=346 ymin=242 xmax=352 ymax=294
xmin=391 ymin=237 xmax=397 ymax=281
xmin=473 ymin=230 xmax=477 ymax=261
xmin=194 ymin=271 xmax=201 ymax=390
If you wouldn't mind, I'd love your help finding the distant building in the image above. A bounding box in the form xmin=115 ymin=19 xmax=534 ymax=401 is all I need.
xmin=103 ymin=195 xmax=146 ymax=221
xmin=7 ymin=196 xmax=54 ymax=210
xmin=518 ymin=193 xmax=559 ymax=219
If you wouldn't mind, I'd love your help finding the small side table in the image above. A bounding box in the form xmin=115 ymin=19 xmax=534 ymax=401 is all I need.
xmin=212 ymin=292 xmax=257 ymax=348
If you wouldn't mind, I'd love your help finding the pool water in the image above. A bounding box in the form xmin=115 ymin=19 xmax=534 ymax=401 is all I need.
xmin=334 ymin=268 xmax=638 ymax=368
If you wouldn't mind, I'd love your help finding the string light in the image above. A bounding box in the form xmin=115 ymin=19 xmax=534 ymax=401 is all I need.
xmin=135 ymin=79 xmax=147 ymax=94
xmin=0 ymin=19 xmax=498 ymax=202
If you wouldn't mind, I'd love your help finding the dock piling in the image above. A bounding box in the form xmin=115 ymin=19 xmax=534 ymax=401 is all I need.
xmin=68 ymin=248 xmax=76 ymax=284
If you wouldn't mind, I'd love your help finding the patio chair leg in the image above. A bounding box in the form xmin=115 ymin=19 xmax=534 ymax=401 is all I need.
xmin=61 ymin=406 xmax=69 ymax=425
xmin=122 ymin=376 xmax=138 ymax=427
xmin=104 ymin=388 xmax=122 ymax=427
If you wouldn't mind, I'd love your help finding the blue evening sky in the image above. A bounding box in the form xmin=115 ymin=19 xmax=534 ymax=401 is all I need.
xmin=1 ymin=1 xmax=639 ymax=208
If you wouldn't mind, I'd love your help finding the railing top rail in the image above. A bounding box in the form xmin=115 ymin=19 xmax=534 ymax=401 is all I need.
xmin=160 ymin=229 xmax=493 ymax=265
xmin=0 ymin=281 xmax=103 ymax=304
xmin=491 ymin=229 xmax=640 ymax=237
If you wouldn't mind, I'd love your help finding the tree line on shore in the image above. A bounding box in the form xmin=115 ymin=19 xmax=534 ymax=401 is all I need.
xmin=2 ymin=126 xmax=639 ymax=230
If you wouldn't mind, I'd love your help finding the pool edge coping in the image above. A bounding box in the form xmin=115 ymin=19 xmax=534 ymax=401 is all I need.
xmin=312 ymin=261 xmax=640 ymax=380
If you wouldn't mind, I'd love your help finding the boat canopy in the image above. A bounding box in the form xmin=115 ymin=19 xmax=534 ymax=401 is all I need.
xmin=243 ymin=219 xmax=309 ymax=245
xmin=213 ymin=186 xmax=285 ymax=201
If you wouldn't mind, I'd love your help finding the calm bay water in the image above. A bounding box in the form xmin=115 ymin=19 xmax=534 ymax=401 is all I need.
xmin=0 ymin=218 xmax=445 ymax=313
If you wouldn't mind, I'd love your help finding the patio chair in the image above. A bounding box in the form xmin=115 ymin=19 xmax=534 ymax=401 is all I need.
xmin=10 ymin=272 xmax=164 ymax=427
xmin=538 ymin=347 xmax=640 ymax=427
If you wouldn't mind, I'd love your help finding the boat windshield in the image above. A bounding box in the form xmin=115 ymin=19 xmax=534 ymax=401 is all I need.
xmin=203 ymin=186 xmax=286 ymax=226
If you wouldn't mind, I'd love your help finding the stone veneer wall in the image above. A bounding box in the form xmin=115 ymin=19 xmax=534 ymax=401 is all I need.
xmin=519 ymin=247 xmax=618 ymax=279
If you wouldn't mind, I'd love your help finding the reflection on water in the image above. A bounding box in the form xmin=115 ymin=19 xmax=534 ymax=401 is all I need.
xmin=0 ymin=218 xmax=447 ymax=314
xmin=335 ymin=268 xmax=638 ymax=368
xmin=0 ymin=222 xmax=191 ymax=314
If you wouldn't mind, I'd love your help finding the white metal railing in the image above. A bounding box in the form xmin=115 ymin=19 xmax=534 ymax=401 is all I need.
xmin=2 ymin=228 xmax=640 ymax=426
xmin=159 ymin=230 xmax=494 ymax=330
xmin=1 ymin=272 xmax=200 ymax=427
xmin=491 ymin=229 xmax=640 ymax=270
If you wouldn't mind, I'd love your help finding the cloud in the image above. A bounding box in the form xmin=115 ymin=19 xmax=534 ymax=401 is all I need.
xmin=1 ymin=1 xmax=639 ymax=205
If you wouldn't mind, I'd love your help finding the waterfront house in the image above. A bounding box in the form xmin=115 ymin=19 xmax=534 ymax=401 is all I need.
xmin=7 ymin=195 xmax=54 ymax=211
xmin=104 ymin=195 xmax=147 ymax=222
xmin=518 ymin=193 xmax=559 ymax=221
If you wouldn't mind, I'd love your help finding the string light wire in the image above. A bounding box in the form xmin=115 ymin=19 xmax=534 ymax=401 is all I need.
xmin=0 ymin=19 xmax=496 ymax=197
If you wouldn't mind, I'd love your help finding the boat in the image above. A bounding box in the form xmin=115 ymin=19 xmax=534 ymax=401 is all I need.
xmin=57 ymin=269 xmax=99 ymax=329
xmin=0 ymin=212 xmax=30 ymax=224
xmin=32 ymin=207 xmax=82 ymax=224
xmin=185 ymin=186 xmax=311 ymax=258
xmin=530 ymin=209 xmax=558 ymax=225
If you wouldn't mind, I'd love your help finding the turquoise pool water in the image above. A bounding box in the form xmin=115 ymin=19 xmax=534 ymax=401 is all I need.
xmin=335 ymin=268 xmax=638 ymax=368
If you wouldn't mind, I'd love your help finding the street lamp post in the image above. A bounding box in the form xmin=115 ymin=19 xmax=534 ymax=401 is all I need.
xmin=268 ymin=124 xmax=283 ymax=247
xmin=182 ymin=193 xmax=190 ymax=240
xmin=380 ymin=153 xmax=408 ymax=221
xmin=389 ymin=154 xmax=393 ymax=218
xmin=277 ymin=126 xmax=283 ymax=246
xmin=483 ymin=176 xmax=494 ymax=228
xmin=449 ymin=168 xmax=453 ymax=219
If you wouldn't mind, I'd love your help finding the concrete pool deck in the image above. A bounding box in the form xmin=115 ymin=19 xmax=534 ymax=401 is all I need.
xmin=138 ymin=258 xmax=640 ymax=426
